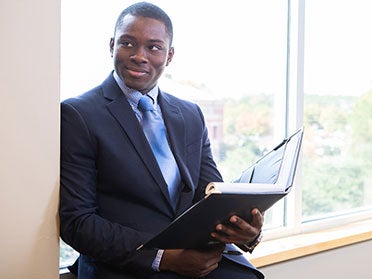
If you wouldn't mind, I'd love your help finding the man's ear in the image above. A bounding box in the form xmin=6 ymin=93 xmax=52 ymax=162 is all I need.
xmin=109 ymin=38 xmax=114 ymax=57
xmin=166 ymin=47 xmax=174 ymax=66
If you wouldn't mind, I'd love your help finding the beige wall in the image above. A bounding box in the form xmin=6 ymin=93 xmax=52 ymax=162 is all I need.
xmin=259 ymin=239 xmax=372 ymax=278
xmin=1 ymin=1 xmax=371 ymax=279
xmin=0 ymin=0 xmax=60 ymax=278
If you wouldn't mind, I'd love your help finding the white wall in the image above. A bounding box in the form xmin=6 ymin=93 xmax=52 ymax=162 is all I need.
xmin=0 ymin=0 xmax=60 ymax=278
xmin=260 ymin=239 xmax=372 ymax=278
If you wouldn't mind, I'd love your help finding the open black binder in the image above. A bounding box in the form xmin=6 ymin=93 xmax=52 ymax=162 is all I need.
xmin=139 ymin=127 xmax=304 ymax=250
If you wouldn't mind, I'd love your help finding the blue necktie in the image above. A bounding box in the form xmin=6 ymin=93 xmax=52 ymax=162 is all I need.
xmin=138 ymin=95 xmax=181 ymax=208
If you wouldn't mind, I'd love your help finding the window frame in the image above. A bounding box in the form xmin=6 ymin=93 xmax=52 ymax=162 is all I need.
xmin=265 ymin=0 xmax=372 ymax=242
xmin=59 ymin=0 xmax=372 ymax=270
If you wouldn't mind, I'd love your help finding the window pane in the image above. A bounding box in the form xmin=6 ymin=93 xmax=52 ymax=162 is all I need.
xmin=60 ymin=0 xmax=289 ymax=266
xmin=60 ymin=240 xmax=79 ymax=269
xmin=303 ymin=0 xmax=372 ymax=220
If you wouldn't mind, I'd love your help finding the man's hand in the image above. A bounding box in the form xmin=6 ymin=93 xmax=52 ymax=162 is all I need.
xmin=210 ymin=208 xmax=264 ymax=245
xmin=159 ymin=245 xmax=225 ymax=278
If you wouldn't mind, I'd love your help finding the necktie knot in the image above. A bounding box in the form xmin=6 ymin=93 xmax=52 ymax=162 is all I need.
xmin=138 ymin=95 xmax=154 ymax=112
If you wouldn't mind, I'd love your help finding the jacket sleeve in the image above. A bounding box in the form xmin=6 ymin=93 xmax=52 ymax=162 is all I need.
xmin=59 ymin=101 xmax=157 ymax=272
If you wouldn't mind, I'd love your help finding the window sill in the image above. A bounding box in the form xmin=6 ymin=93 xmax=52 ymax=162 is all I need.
xmin=59 ymin=219 xmax=372 ymax=274
xmin=246 ymin=219 xmax=372 ymax=267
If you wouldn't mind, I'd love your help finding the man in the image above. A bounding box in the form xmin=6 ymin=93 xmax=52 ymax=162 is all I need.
xmin=60 ymin=2 xmax=264 ymax=278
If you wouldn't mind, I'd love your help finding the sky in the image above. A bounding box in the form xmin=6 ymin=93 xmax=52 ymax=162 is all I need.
xmin=61 ymin=0 xmax=372 ymax=100
xmin=303 ymin=0 xmax=372 ymax=96
xmin=61 ymin=0 xmax=287 ymax=100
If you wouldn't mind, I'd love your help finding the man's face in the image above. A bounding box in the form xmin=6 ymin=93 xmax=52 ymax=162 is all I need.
xmin=110 ymin=15 xmax=174 ymax=93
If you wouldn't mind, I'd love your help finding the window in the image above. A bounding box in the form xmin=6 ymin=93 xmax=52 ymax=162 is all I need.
xmin=60 ymin=0 xmax=372 ymax=269
xmin=302 ymin=0 xmax=372 ymax=221
xmin=60 ymin=0 xmax=288 ymax=267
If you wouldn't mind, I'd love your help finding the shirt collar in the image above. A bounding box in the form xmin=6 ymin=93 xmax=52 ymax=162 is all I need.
xmin=113 ymin=71 xmax=159 ymax=108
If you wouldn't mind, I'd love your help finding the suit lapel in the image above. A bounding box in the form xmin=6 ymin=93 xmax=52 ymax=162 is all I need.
xmin=158 ymin=92 xmax=194 ymax=194
xmin=158 ymin=93 xmax=185 ymax=162
xmin=101 ymin=75 xmax=171 ymax=205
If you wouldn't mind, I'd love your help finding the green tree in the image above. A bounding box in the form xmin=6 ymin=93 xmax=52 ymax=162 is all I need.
xmin=302 ymin=93 xmax=368 ymax=217
xmin=219 ymin=94 xmax=272 ymax=180
xmin=349 ymin=89 xmax=372 ymax=171
xmin=303 ymin=159 xmax=364 ymax=217
xmin=350 ymin=89 xmax=372 ymax=143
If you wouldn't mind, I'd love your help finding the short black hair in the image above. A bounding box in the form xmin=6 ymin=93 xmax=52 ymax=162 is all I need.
xmin=114 ymin=2 xmax=173 ymax=46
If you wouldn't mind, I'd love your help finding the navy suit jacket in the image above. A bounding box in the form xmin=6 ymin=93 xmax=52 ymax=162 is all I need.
xmin=60 ymin=73 xmax=262 ymax=278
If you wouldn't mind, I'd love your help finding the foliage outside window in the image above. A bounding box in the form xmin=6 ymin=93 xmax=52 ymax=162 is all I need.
xmin=302 ymin=0 xmax=372 ymax=220
xmin=60 ymin=0 xmax=372 ymax=268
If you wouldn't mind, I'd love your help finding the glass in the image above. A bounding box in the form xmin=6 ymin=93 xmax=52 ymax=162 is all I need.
xmin=303 ymin=0 xmax=372 ymax=220
xmin=60 ymin=0 xmax=289 ymax=266
xmin=60 ymin=240 xmax=79 ymax=269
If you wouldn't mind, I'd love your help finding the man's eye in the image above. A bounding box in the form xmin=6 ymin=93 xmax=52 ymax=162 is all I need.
xmin=149 ymin=45 xmax=162 ymax=51
xmin=121 ymin=41 xmax=134 ymax=48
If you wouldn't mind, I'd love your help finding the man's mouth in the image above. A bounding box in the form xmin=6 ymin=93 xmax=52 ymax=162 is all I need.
xmin=126 ymin=68 xmax=148 ymax=78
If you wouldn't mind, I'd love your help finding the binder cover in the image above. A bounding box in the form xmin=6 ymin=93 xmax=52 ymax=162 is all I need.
xmin=139 ymin=128 xmax=304 ymax=250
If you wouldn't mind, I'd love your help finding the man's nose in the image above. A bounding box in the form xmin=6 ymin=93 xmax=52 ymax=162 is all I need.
xmin=131 ymin=47 xmax=148 ymax=63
